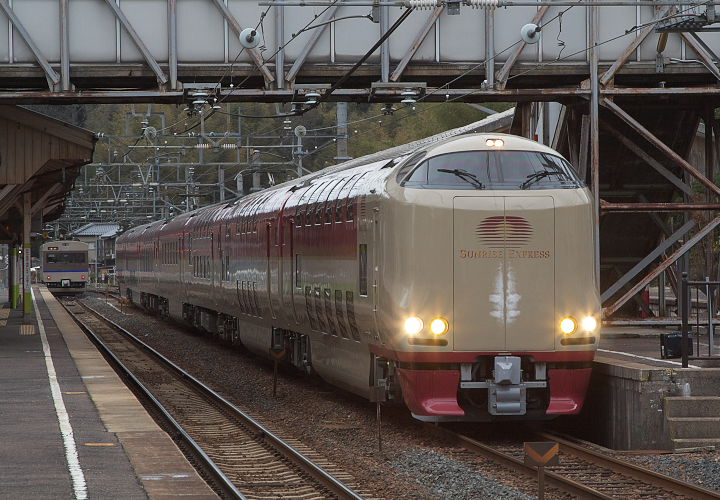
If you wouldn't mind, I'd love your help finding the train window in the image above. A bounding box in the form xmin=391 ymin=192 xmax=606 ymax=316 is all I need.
xmin=239 ymin=281 xmax=246 ymax=313
xmin=325 ymin=200 xmax=334 ymax=223
xmin=295 ymin=254 xmax=302 ymax=288
xmin=314 ymin=287 xmax=324 ymax=332
xmin=402 ymin=160 xmax=430 ymax=186
xmin=318 ymin=202 xmax=326 ymax=225
xmin=294 ymin=204 xmax=303 ymax=227
xmin=323 ymin=289 xmax=334 ymax=336
xmin=346 ymin=291 xmax=360 ymax=341
xmin=395 ymin=151 xmax=427 ymax=183
xmin=346 ymin=198 xmax=354 ymax=222
xmin=252 ymin=282 xmax=261 ymax=317
xmin=45 ymin=252 xmax=86 ymax=264
xmin=402 ymin=150 xmax=581 ymax=190
xmin=304 ymin=286 xmax=317 ymax=331
xmin=334 ymin=199 xmax=344 ymax=222
xmin=359 ymin=244 xmax=368 ymax=296
xmin=334 ymin=290 xmax=348 ymax=339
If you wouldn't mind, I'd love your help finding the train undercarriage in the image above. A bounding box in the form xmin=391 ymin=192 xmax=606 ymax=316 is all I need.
xmin=126 ymin=288 xmax=591 ymax=422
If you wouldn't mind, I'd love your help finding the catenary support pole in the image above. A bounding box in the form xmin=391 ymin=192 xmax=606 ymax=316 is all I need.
xmin=336 ymin=102 xmax=349 ymax=161
xmin=9 ymin=244 xmax=16 ymax=308
xmin=23 ymin=191 xmax=31 ymax=315
xmin=590 ymin=0 xmax=601 ymax=290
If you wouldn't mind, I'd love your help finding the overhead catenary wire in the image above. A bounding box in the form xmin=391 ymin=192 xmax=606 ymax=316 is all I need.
xmin=99 ymin=0 xmax=712 ymax=194
xmin=298 ymin=0 xmax=711 ymax=162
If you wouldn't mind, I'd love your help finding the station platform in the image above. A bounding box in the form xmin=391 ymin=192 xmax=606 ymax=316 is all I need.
xmin=571 ymin=324 xmax=720 ymax=452
xmin=0 ymin=285 xmax=216 ymax=499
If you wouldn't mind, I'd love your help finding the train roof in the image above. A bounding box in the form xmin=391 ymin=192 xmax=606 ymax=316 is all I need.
xmin=122 ymin=109 xmax=568 ymax=239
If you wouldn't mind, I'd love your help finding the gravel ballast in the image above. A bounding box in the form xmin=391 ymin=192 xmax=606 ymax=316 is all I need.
xmin=80 ymin=295 xmax=720 ymax=499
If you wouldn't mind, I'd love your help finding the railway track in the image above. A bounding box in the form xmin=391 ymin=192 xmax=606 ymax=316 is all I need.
xmin=431 ymin=425 xmax=720 ymax=499
xmin=61 ymin=299 xmax=365 ymax=500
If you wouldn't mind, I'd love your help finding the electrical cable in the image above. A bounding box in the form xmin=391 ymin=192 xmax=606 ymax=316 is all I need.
xmin=299 ymin=2 xmax=709 ymax=162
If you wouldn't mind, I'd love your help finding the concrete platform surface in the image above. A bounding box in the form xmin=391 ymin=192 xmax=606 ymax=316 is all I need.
xmin=597 ymin=324 xmax=720 ymax=369
xmin=0 ymin=285 xmax=216 ymax=499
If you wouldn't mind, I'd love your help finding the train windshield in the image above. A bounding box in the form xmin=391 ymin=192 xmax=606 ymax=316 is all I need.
xmin=45 ymin=252 xmax=87 ymax=264
xmin=399 ymin=150 xmax=582 ymax=190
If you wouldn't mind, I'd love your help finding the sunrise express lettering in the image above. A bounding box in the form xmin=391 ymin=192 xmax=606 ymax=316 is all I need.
xmin=459 ymin=249 xmax=551 ymax=259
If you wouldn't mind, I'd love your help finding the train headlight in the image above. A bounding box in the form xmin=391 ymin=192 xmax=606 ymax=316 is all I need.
xmin=582 ymin=316 xmax=598 ymax=332
xmin=560 ymin=317 xmax=577 ymax=335
xmin=485 ymin=138 xmax=505 ymax=148
xmin=430 ymin=318 xmax=449 ymax=335
xmin=404 ymin=317 xmax=424 ymax=335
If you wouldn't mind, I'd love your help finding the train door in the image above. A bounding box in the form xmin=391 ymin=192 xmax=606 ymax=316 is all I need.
xmin=371 ymin=204 xmax=382 ymax=339
xmin=267 ymin=220 xmax=279 ymax=320
xmin=453 ymin=197 xmax=506 ymax=350
xmin=503 ymin=196 xmax=555 ymax=351
xmin=281 ymin=215 xmax=298 ymax=324
xmin=452 ymin=196 xmax=555 ymax=351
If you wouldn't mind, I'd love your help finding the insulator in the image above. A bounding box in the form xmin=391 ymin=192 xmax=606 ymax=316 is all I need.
xmin=407 ymin=0 xmax=438 ymax=9
xmin=466 ymin=0 xmax=499 ymax=8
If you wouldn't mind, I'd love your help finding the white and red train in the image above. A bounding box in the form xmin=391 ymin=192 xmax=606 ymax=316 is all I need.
xmin=117 ymin=132 xmax=600 ymax=421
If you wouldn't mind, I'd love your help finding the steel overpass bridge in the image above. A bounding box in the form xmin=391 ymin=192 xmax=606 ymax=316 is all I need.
xmin=1 ymin=0 xmax=720 ymax=321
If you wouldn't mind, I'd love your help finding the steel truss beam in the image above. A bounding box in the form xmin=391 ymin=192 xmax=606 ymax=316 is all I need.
xmin=390 ymin=7 xmax=444 ymax=82
xmin=209 ymin=0 xmax=275 ymax=85
xmin=101 ymin=0 xmax=168 ymax=85
xmin=286 ymin=5 xmax=340 ymax=83
xmin=680 ymin=31 xmax=720 ymax=81
xmin=603 ymin=124 xmax=694 ymax=196
xmin=601 ymin=220 xmax=695 ymax=302
xmin=602 ymin=98 xmax=720 ymax=197
xmin=600 ymin=5 xmax=672 ymax=86
xmin=2 ymin=87 xmax=720 ymax=104
xmin=603 ymin=216 xmax=720 ymax=317
xmin=494 ymin=6 xmax=549 ymax=89
xmin=0 ymin=0 xmax=60 ymax=90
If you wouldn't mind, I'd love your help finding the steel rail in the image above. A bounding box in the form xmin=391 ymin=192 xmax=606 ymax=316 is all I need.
xmin=536 ymin=432 xmax=720 ymax=500
xmin=424 ymin=424 xmax=613 ymax=499
xmin=62 ymin=303 xmax=246 ymax=500
xmin=69 ymin=300 xmax=364 ymax=500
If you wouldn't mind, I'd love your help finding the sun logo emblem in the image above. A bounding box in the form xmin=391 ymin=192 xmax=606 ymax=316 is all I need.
xmin=476 ymin=216 xmax=533 ymax=249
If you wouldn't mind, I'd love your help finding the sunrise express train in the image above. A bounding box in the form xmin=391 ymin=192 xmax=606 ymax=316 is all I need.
xmin=117 ymin=133 xmax=600 ymax=421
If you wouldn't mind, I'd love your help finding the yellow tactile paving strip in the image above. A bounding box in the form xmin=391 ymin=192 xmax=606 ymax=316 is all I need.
xmin=19 ymin=324 xmax=35 ymax=335
xmin=0 ymin=306 xmax=9 ymax=327
xmin=37 ymin=286 xmax=217 ymax=499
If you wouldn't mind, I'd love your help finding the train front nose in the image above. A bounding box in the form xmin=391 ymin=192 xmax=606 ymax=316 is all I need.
xmin=452 ymin=195 xmax=556 ymax=351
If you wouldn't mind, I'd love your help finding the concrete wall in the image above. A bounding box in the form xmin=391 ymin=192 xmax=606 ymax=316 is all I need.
xmin=567 ymin=357 xmax=720 ymax=450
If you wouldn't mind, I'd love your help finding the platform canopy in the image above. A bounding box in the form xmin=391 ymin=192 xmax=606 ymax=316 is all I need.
xmin=0 ymin=105 xmax=96 ymax=242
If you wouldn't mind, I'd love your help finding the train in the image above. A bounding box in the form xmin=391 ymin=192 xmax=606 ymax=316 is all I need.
xmin=116 ymin=132 xmax=600 ymax=422
xmin=41 ymin=240 xmax=89 ymax=294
